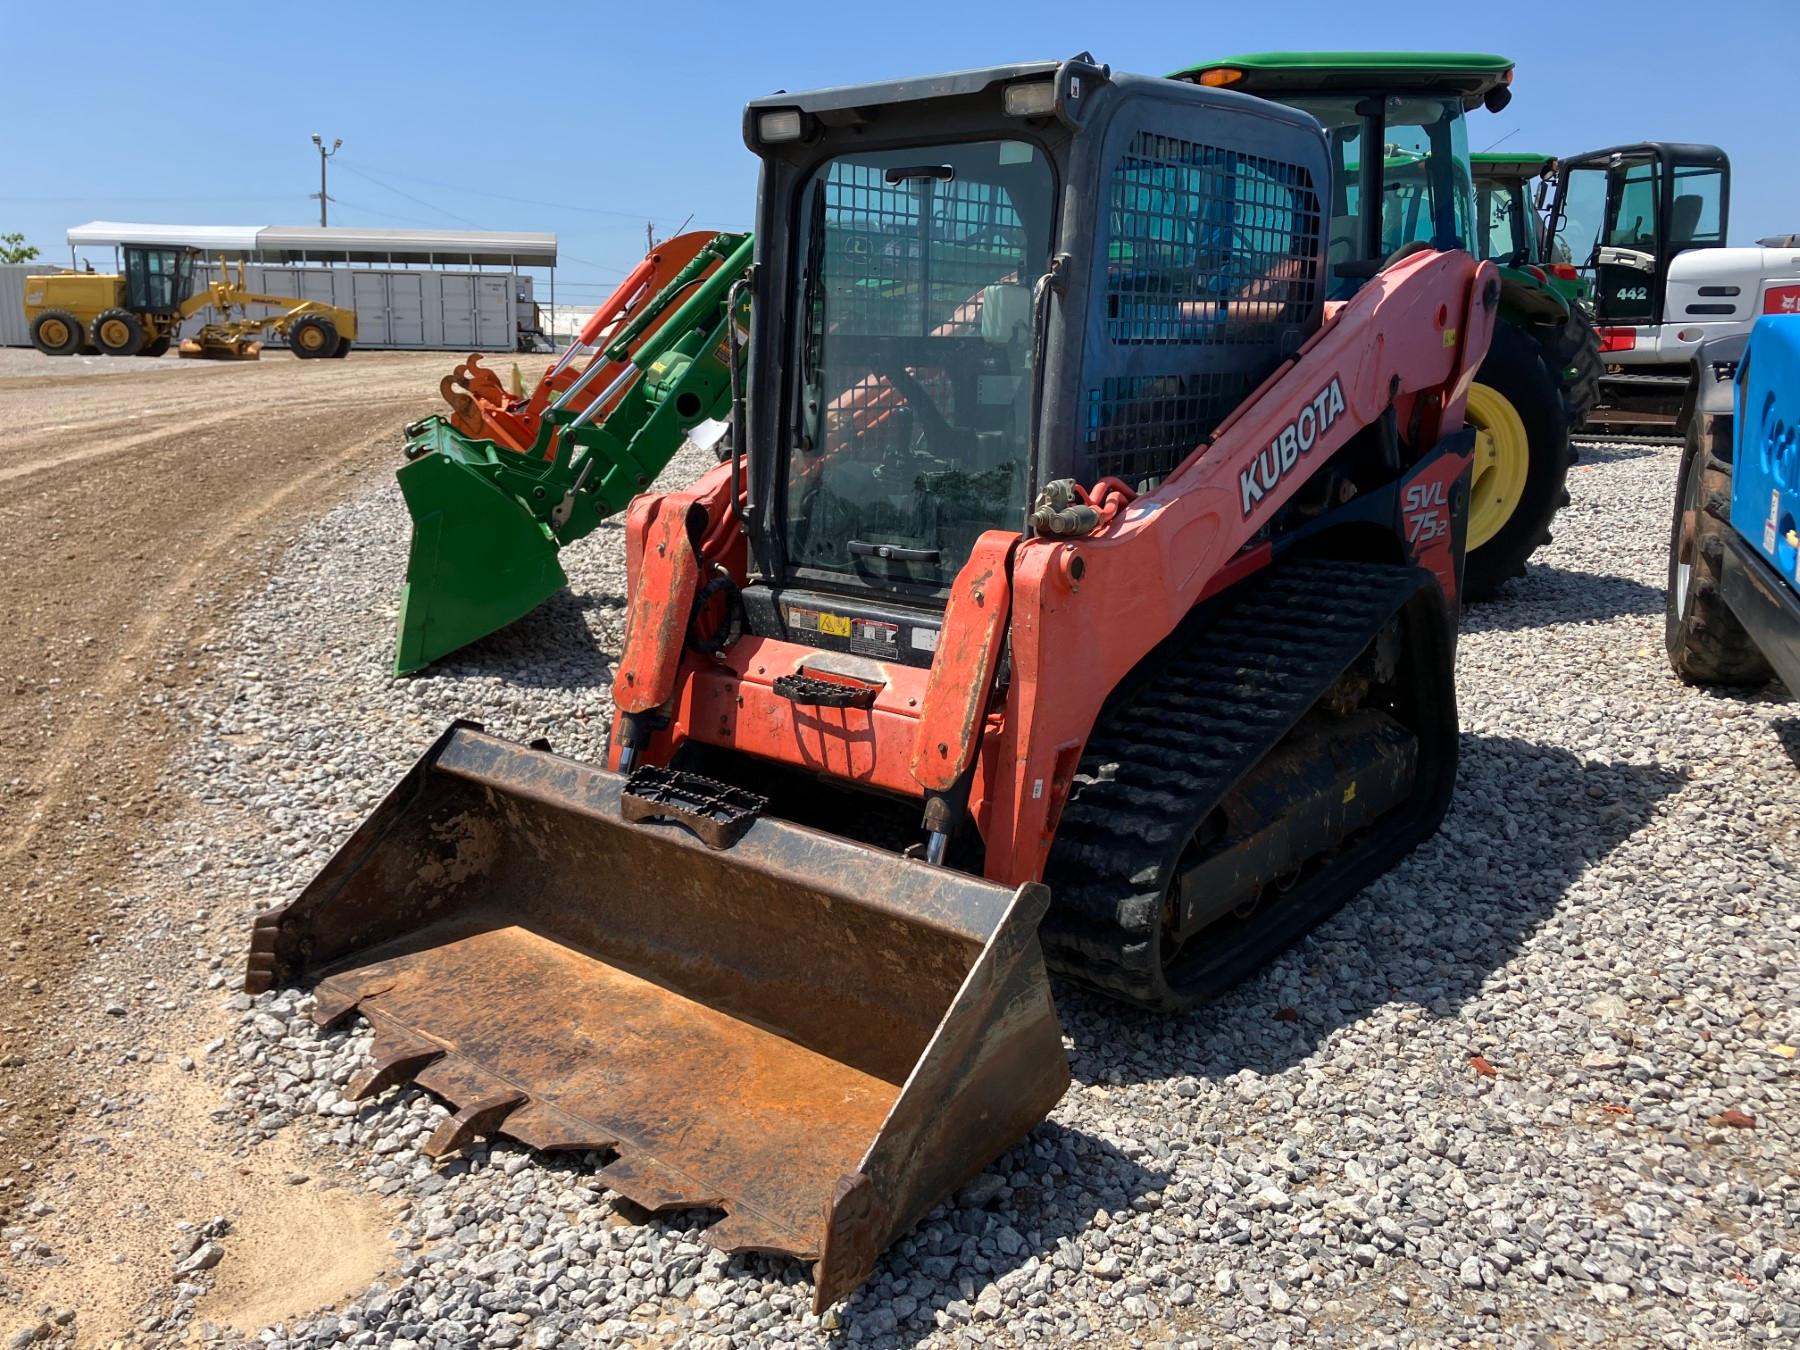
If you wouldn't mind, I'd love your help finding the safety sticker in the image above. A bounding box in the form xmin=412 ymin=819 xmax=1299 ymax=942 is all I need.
xmin=787 ymin=606 xmax=898 ymax=651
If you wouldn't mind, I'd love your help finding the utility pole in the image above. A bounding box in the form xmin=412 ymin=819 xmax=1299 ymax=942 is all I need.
xmin=310 ymin=134 xmax=343 ymax=227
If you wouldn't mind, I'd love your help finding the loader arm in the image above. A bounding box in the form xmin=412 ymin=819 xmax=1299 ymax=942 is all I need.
xmin=390 ymin=233 xmax=752 ymax=674
xmin=977 ymin=248 xmax=1497 ymax=881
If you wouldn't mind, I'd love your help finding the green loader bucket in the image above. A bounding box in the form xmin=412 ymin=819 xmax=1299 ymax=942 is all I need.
xmin=245 ymin=725 xmax=1069 ymax=1310
xmin=393 ymin=427 xmax=569 ymax=676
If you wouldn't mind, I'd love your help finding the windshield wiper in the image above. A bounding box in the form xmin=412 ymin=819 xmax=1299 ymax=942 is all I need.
xmin=847 ymin=539 xmax=941 ymax=563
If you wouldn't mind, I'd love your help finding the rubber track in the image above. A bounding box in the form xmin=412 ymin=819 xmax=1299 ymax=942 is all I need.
xmin=1040 ymin=558 xmax=1427 ymax=1005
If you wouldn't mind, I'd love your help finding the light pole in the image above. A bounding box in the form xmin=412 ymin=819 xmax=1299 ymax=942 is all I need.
xmin=310 ymin=134 xmax=342 ymax=227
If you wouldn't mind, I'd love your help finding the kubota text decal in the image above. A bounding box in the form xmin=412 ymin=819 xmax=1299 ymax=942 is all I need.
xmin=1239 ymin=377 xmax=1347 ymax=516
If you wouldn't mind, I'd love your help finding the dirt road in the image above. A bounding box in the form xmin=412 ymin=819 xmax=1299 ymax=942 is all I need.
xmin=0 ymin=347 xmax=502 ymax=1190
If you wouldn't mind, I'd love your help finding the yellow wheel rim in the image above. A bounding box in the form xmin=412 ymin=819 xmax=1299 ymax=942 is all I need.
xmin=99 ymin=318 xmax=130 ymax=348
xmin=1464 ymin=381 xmax=1531 ymax=552
xmin=297 ymin=325 xmax=324 ymax=352
xmin=40 ymin=318 xmax=70 ymax=347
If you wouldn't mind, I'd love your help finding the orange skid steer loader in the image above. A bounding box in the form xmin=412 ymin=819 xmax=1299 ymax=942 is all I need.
xmin=248 ymin=56 xmax=1497 ymax=1310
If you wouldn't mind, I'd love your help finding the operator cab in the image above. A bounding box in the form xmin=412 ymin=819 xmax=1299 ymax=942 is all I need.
xmin=1471 ymin=153 xmax=1556 ymax=268
xmin=737 ymin=58 xmax=1329 ymax=666
xmin=1547 ymin=143 xmax=1729 ymax=327
xmin=121 ymin=244 xmax=199 ymax=316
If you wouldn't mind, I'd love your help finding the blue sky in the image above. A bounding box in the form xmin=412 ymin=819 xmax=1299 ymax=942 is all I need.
xmin=4 ymin=0 xmax=1793 ymax=299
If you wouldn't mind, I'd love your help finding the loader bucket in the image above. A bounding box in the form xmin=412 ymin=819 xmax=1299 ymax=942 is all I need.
xmin=245 ymin=724 xmax=1069 ymax=1310
xmin=392 ymin=427 xmax=567 ymax=675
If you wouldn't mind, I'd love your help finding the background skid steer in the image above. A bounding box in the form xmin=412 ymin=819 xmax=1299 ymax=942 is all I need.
xmin=251 ymin=56 xmax=1497 ymax=1310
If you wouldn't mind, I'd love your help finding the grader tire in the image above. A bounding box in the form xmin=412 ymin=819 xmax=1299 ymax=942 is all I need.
xmin=30 ymin=310 xmax=85 ymax=357
xmin=94 ymin=308 xmax=147 ymax=357
xmin=290 ymin=315 xmax=339 ymax=360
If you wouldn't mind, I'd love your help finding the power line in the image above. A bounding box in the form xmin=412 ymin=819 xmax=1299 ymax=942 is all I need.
xmin=329 ymin=196 xmax=474 ymax=230
xmin=348 ymin=160 xmax=742 ymax=231
xmin=333 ymin=162 xmax=491 ymax=230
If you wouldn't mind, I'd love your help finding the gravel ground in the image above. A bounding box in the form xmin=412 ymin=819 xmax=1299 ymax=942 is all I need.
xmin=5 ymin=435 xmax=1797 ymax=1347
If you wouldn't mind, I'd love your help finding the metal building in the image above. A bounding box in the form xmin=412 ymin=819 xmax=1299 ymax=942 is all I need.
xmin=3 ymin=223 xmax=559 ymax=351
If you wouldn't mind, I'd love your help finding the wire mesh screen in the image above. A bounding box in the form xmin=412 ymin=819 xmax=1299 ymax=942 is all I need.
xmin=1105 ymin=132 xmax=1322 ymax=345
xmin=1087 ymin=130 xmax=1323 ymax=487
xmin=815 ymin=162 xmax=1030 ymax=337
xmin=1086 ymin=371 xmax=1263 ymax=489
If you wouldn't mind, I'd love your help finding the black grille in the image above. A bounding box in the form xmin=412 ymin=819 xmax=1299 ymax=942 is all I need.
xmin=1086 ymin=372 xmax=1258 ymax=488
xmin=1104 ymin=132 xmax=1321 ymax=347
xmin=1088 ymin=131 xmax=1322 ymax=487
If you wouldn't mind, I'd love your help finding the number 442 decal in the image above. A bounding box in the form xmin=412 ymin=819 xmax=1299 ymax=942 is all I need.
xmin=1405 ymin=480 xmax=1450 ymax=546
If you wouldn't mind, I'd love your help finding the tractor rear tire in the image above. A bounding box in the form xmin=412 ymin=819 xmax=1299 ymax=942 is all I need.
xmin=1665 ymin=414 xmax=1772 ymax=685
xmin=30 ymin=310 xmax=84 ymax=357
xmin=330 ymin=338 xmax=352 ymax=358
xmin=1462 ymin=319 xmax=1572 ymax=600
xmin=94 ymin=308 xmax=147 ymax=357
xmin=1550 ymin=307 xmax=1603 ymax=432
xmin=139 ymin=334 xmax=173 ymax=358
xmin=290 ymin=315 xmax=339 ymax=360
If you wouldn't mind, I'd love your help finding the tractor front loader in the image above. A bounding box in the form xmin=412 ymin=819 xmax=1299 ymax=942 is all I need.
xmin=250 ymin=57 xmax=1497 ymax=1310
xmin=439 ymin=230 xmax=721 ymax=454
xmin=392 ymin=232 xmax=751 ymax=674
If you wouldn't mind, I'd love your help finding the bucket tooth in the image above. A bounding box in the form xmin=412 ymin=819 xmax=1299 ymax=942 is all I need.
xmin=310 ymin=985 xmax=364 ymax=1031
xmin=245 ymin=913 xmax=283 ymax=994
xmin=600 ymin=1154 xmax=728 ymax=1214
xmin=424 ymin=1091 xmax=528 ymax=1158
xmin=502 ymin=1099 xmax=620 ymax=1153
xmin=702 ymin=1210 xmax=816 ymax=1260
xmin=346 ymin=1026 xmax=445 ymax=1102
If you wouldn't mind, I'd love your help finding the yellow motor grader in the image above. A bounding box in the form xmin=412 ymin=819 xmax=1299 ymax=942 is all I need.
xmin=23 ymin=244 xmax=357 ymax=359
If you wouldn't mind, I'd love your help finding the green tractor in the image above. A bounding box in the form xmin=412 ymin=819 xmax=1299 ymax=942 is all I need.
xmin=1471 ymin=151 xmax=1592 ymax=307
xmin=1175 ymin=53 xmax=1602 ymax=597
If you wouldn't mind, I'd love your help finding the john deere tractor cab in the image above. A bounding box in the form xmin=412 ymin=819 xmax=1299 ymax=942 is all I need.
xmin=1545 ymin=143 xmax=1736 ymax=435
xmin=1176 ymin=53 xmax=1602 ymax=598
xmin=1474 ymin=152 xmax=1549 ymax=266
xmin=1471 ymin=151 xmax=1589 ymax=305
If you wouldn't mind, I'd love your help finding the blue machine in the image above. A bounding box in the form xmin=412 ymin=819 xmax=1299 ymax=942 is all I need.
xmin=1676 ymin=312 xmax=1800 ymax=694
xmin=1731 ymin=315 xmax=1800 ymax=592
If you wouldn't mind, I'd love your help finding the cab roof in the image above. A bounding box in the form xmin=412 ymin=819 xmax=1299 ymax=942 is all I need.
xmin=1471 ymin=151 xmax=1554 ymax=177
xmin=1170 ymin=52 xmax=1514 ymax=107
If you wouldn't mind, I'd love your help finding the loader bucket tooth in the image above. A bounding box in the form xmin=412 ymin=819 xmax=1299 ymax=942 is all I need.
xmin=245 ymin=724 xmax=1069 ymax=1308
xmin=345 ymin=1026 xmax=444 ymax=1102
xmin=424 ymin=1091 xmax=527 ymax=1158
xmin=392 ymin=437 xmax=568 ymax=675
